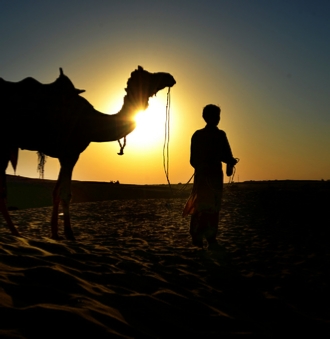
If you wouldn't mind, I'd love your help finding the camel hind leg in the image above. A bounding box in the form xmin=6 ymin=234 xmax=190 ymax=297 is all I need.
xmin=0 ymin=150 xmax=21 ymax=236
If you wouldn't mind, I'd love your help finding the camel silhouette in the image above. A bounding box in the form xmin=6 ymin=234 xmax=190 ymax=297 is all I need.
xmin=0 ymin=66 xmax=176 ymax=239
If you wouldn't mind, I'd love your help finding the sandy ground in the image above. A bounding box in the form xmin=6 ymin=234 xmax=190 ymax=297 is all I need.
xmin=1 ymin=182 xmax=330 ymax=337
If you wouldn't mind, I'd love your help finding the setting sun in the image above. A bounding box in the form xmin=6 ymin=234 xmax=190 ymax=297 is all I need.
xmin=128 ymin=95 xmax=169 ymax=148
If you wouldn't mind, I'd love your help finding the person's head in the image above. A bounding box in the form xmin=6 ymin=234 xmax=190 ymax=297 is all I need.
xmin=202 ymin=104 xmax=221 ymax=126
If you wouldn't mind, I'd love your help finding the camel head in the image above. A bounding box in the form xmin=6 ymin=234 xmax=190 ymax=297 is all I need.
xmin=125 ymin=66 xmax=176 ymax=110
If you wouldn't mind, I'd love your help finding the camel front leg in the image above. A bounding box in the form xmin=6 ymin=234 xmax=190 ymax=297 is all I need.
xmin=51 ymin=180 xmax=61 ymax=239
xmin=62 ymin=198 xmax=75 ymax=240
xmin=51 ymin=155 xmax=78 ymax=240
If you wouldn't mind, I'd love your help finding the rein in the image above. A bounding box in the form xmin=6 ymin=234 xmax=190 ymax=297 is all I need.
xmin=117 ymin=136 xmax=126 ymax=155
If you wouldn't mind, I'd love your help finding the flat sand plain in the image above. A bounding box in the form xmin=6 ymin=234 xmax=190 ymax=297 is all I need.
xmin=1 ymin=178 xmax=329 ymax=337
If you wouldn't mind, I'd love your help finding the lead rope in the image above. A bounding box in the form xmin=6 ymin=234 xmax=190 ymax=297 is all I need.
xmin=163 ymin=87 xmax=172 ymax=193
xmin=162 ymin=89 xmax=195 ymax=205
xmin=228 ymin=158 xmax=240 ymax=183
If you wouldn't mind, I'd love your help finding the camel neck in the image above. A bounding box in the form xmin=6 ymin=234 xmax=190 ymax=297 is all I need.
xmin=87 ymin=102 xmax=136 ymax=143
xmin=89 ymin=90 xmax=150 ymax=143
xmin=119 ymin=93 xmax=148 ymax=117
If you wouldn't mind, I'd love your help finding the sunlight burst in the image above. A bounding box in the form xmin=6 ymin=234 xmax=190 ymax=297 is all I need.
xmin=129 ymin=96 xmax=168 ymax=148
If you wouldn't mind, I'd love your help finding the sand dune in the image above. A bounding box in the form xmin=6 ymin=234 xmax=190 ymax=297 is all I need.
xmin=1 ymin=181 xmax=330 ymax=337
xmin=5 ymin=175 xmax=188 ymax=209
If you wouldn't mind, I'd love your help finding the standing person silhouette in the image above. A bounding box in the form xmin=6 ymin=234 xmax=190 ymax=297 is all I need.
xmin=183 ymin=104 xmax=237 ymax=248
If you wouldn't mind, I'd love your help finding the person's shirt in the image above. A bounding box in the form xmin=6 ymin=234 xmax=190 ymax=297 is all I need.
xmin=190 ymin=125 xmax=234 ymax=173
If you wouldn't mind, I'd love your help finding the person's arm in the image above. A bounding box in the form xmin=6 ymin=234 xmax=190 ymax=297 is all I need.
xmin=190 ymin=133 xmax=197 ymax=169
xmin=219 ymin=132 xmax=237 ymax=176
xmin=221 ymin=132 xmax=237 ymax=166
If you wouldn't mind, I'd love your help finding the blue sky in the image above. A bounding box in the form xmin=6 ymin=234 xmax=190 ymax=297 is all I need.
xmin=1 ymin=0 xmax=329 ymax=183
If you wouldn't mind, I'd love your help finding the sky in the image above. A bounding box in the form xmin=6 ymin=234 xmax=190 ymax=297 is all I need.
xmin=1 ymin=0 xmax=329 ymax=184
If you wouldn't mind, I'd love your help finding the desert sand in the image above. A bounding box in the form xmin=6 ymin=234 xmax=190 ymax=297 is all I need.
xmin=1 ymin=179 xmax=330 ymax=338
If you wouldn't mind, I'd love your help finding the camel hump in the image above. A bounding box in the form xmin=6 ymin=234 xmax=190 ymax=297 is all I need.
xmin=0 ymin=76 xmax=42 ymax=88
xmin=0 ymin=69 xmax=85 ymax=98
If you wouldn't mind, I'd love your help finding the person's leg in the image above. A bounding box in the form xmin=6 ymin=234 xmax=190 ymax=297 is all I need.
xmin=205 ymin=212 xmax=219 ymax=245
xmin=190 ymin=213 xmax=204 ymax=248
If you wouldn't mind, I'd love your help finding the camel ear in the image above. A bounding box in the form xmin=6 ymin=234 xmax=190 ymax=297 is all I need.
xmin=138 ymin=66 xmax=144 ymax=71
xmin=59 ymin=68 xmax=64 ymax=76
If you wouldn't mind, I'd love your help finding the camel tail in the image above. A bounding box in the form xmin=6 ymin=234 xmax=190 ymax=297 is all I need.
xmin=37 ymin=151 xmax=46 ymax=179
xmin=10 ymin=148 xmax=18 ymax=174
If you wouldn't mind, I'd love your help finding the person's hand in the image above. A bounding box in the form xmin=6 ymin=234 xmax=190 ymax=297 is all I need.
xmin=226 ymin=158 xmax=238 ymax=176
xmin=226 ymin=163 xmax=234 ymax=176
